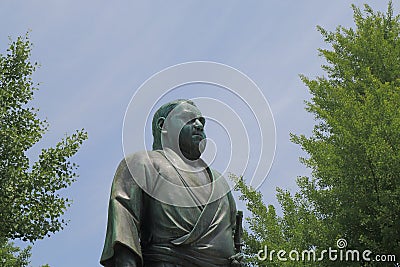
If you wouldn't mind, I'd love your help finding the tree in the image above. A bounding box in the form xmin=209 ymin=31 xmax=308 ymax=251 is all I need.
xmin=233 ymin=175 xmax=320 ymax=267
xmin=0 ymin=239 xmax=51 ymax=267
xmin=0 ymin=238 xmax=36 ymax=267
xmin=294 ymin=0 xmax=400 ymax=262
xmin=236 ymin=1 xmax=400 ymax=266
xmin=0 ymin=33 xmax=88 ymax=264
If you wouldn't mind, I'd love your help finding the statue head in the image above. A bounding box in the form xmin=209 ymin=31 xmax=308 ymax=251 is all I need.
xmin=152 ymin=99 xmax=206 ymax=160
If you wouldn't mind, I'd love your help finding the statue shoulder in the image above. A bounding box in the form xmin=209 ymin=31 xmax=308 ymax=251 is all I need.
xmin=114 ymin=151 xmax=164 ymax=189
xmin=123 ymin=150 xmax=156 ymax=164
xmin=123 ymin=150 xmax=165 ymax=169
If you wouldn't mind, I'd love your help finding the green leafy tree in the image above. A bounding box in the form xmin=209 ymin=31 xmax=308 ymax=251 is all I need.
xmin=233 ymin=176 xmax=319 ymax=267
xmin=0 ymin=238 xmax=31 ymax=267
xmin=236 ymin=1 xmax=400 ymax=266
xmin=0 ymin=238 xmax=50 ymax=267
xmin=0 ymin=34 xmax=88 ymax=265
xmin=293 ymin=0 xmax=400 ymax=263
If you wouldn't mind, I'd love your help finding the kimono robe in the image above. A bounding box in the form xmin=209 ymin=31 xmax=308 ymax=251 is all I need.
xmin=100 ymin=148 xmax=237 ymax=267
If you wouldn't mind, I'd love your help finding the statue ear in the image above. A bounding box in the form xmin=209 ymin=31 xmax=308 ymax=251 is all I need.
xmin=157 ymin=117 xmax=166 ymax=133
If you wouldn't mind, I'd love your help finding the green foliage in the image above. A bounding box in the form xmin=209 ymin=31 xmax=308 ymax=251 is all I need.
xmin=294 ymin=0 xmax=400 ymax=261
xmin=236 ymin=1 xmax=400 ymax=266
xmin=0 ymin=239 xmax=31 ymax=267
xmin=232 ymin=175 xmax=284 ymax=266
xmin=233 ymin=175 xmax=321 ymax=267
xmin=0 ymin=33 xmax=88 ymax=245
xmin=0 ymin=238 xmax=50 ymax=267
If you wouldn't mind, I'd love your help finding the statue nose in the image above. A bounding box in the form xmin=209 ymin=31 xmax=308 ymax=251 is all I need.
xmin=194 ymin=119 xmax=204 ymax=131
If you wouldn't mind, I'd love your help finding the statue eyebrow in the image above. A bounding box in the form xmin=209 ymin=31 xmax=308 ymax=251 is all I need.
xmin=179 ymin=112 xmax=205 ymax=124
xmin=188 ymin=116 xmax=206 ymax=125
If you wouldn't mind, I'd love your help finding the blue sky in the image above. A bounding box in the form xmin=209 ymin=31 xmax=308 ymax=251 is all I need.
xmin=1 ymin=1 xmax=397 ymax=266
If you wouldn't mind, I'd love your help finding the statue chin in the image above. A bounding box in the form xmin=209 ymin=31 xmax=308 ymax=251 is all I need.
xmin=199 ymin=139 xmax=207 ymax=154
xmin=180 ymin=145 xmax=202 ymax=161
xmin=183 ymin=150 xmax=201 ymax=161
xmin=177 ymin=139 xmax=206 ymax=161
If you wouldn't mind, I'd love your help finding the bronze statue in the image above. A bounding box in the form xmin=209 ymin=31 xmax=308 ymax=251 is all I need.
xmin=100 ymin=99 xmax=242 ymax=267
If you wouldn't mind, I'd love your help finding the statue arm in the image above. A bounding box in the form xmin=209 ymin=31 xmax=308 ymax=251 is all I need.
xmin=100 ymin=158 xmax=144 ymax=267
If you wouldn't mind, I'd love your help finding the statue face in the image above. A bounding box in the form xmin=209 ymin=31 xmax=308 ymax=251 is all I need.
xmin=164 ymin=102 xmax=206 ymax=160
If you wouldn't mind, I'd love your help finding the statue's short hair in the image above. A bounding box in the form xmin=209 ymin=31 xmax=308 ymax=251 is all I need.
xmin=152 ymin=99 xmax=196 ymax=150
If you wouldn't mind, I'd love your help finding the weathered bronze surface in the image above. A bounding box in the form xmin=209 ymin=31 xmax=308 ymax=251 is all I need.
xmin=100 ymin=99 xmax=241 ymax=267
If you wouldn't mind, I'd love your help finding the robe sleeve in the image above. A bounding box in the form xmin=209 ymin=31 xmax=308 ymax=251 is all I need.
xmin=100 ymin=158 xmax=143 ymax=267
